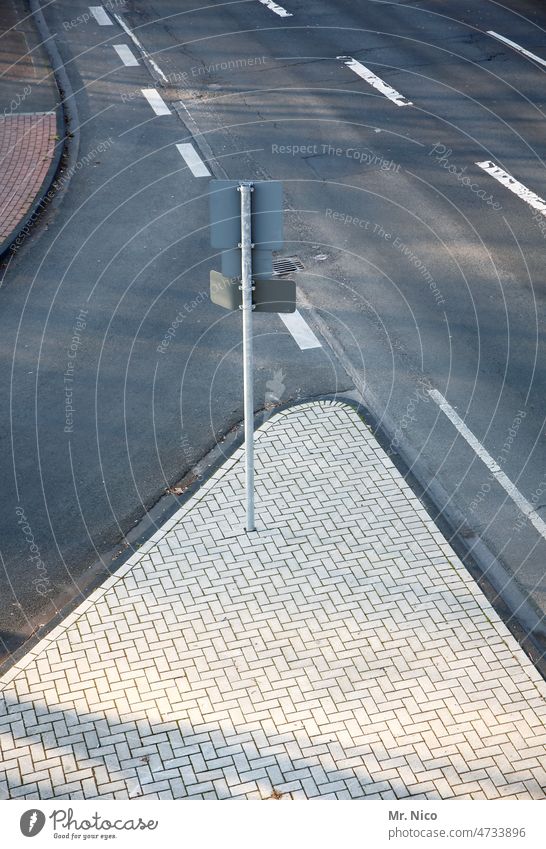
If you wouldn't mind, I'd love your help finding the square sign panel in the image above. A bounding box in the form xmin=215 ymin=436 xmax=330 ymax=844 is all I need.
xmin=209 ymin=180 xmax=283 ymax=250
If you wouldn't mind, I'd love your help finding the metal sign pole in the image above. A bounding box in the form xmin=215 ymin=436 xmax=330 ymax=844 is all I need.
xmin=239 ymin=182 xmax=255 ymax=531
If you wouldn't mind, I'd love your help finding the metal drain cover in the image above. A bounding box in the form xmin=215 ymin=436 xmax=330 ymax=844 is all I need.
xmin=272 ymin=256 xmax=304 ymax=276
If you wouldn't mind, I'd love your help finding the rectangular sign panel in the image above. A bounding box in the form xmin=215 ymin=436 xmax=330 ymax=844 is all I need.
xmin=220 ymin=247 xmax=274 ymax=279
xmin=210 ymin=272 xmax=296 ymax=314
xmin=209 ymin=180 xmax=283 ymax=250
xmin=253 ymin=278 xmax=296 ymax=313
xmin=210 ymin=270 xmax=242 ymax=310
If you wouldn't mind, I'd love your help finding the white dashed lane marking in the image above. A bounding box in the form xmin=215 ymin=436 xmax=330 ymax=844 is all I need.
xmin=114 ymin=13 xmax=169 ymax=82
xmin=279 ymin=310 xmax=322 ymax=350
xmin=89 ymin=6 xmax=112 ymax=25
xmin=141 ymin=88 xmax=171 ymax=116
xmin=338 ymin=56 xmax=413 ymax=107
xmin=113 ymin=45 xmax=139 ymax=67
xmin=429 ymin=389 xmax=546 ymax=541
xmin=258 ymin=0 xmax=293 ymax=18
xmin=176 ymin=143 xmax=211 ymax=177
xmin=476 ymin=161 xmax=546 ymax=215
xmin=488 ymin=31 xmax=546 ymax=68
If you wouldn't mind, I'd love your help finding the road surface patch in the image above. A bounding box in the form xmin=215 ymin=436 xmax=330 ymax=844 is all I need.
xmin=176 ymin=143 xmax=211 ymax=177
xmin=338 ymin=56 xmax=413 ymax=107
xmin=487 ymin=31 xmax=546 ymax=68
xmin=429 ymin=389 xmax=546 ymax=541
xmin=113 ymin=44 xmax=139 ymax=67
xmin=476 ymin=161 xmax=546 ymax=215
xmin=141 ymin=88 xmax=171 ymax=116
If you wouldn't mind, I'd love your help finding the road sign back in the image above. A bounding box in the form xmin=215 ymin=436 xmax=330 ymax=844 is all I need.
xmin=209 ymin=180 xmax=283 ymax=250
xmin=210 ymin=272 xmax=296 ymax=314
xmin=220 ymin=247 xmax=273 ymax=279
xmin=253 ymin=278 xmax=296 ymax=313
xmin=210 ymin=270 xmax=241 ymax=310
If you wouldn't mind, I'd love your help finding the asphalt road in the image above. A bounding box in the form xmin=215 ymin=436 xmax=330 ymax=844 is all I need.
xmin=1 ymin=0 xmax=545 ymax=663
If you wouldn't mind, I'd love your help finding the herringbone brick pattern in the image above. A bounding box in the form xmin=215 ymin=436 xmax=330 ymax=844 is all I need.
xmin=0 ymin=113 xmax=56 ymax=240
xmin=1 ymin=402 xmax=545 ymax=799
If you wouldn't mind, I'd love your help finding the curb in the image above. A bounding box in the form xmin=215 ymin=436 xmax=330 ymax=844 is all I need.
xmin=293 ymin=290 xmax=546 ymax=674
xmin=345 ymin=386 xmax=546 ymax=672
xmin=0 ymin=0 xmax=80 ymax=261
xmin=0 ymin=397 xmax=314 ymax=675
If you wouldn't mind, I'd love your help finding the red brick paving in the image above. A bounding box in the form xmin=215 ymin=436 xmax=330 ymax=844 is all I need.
xmin=0 ymin=112 xmax=57 ymax=242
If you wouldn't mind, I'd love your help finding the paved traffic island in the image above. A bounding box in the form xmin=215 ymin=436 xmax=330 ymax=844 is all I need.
xmin=0 ymin=402 xmax=544 ymax=799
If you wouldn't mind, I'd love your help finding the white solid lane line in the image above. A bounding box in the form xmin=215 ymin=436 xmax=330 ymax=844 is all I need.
xmin=338 ymin=56 xmax=413 ymax=107
xmin=487 ymin=31 xmax=546 ymax=68
xmin=113 ymin=13 xmax=169 ymax=83
xmin=141 ymin=88 xmax=171 ymax=116
xmin=429 ymin=389 xmax=546 ymax=541
xmin=176 ymin=143 xmax=211 ymax=177
xmin=113 ymin=45 xmax=139 ymax=67
xmin=476 ymin=160 xmax=546 ymax=215
xmin=89 ymin=6 xmax=112 ymax=25
xmin=258 ymin=0 xmax=293 ymax=18
xmin=279 ymin=310 xmax=322 ymax=350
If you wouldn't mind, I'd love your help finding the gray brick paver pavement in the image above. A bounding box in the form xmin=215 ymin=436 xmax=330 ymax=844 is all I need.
xmin=0 ymin=401 xmax=545 ymax=800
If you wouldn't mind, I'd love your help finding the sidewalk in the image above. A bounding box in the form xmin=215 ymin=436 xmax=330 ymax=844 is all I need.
xmin=0 ymin=401 xmax=545 ymax=800
xmin=0 ymin=0 xmax=61 ymax=253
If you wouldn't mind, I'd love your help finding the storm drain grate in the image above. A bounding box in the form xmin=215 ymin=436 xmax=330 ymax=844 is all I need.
xmin=272 ymin=256 xmax=304 ymax=276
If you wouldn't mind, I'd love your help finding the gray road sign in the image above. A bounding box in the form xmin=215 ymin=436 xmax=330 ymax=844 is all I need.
xmin=220 ymin=247 xmax=273 ymax=279
xmin=209 ymin=180 xmax=283 ymax=250
xmin=208 ymin=179 xmax=286 ymax=533
xmin=253 ymin=278 xmax=296 ymax=313
xmin=210 ymin=271 xmax=296 ymax=314
xmin=210 ymin=270 xmax=241 ymax=310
